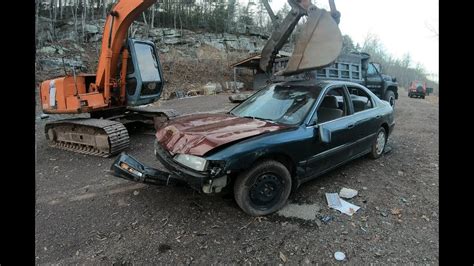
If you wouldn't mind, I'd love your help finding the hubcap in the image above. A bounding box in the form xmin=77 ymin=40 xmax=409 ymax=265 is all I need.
xmin=376 ymin=131 xmax=386 ymax=155
xmin=249 ymin=173 xmax=283 ymax=209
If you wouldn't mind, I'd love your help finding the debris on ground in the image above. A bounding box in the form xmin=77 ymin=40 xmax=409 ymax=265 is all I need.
xmin=201 ymin=82 xmax=223 ymax=95
xmin=339 ymin=187 xmax=358 ymax=199
xmin=384 ymin=145 xmax=393 ymax=154
xmin=325 ymin=193 xmax=360 ymax=216
xmin=391 ymin=208 xmax=402 ymax=215
xmin=320 ymin=215 xmax=333 ymax=224
xmin=279 ymin=251 xmax=288 ymax=262
xmin=229 ymin=93 xmax=251 ymax=103
xmin=40 ymin=114 xmax=49 ymax=119
xmin=334 ymin=251 xmax=346 ymax=261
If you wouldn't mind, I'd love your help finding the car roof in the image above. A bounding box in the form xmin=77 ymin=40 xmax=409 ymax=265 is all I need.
xmin=277 ymin=79 xmax=366 ymax=89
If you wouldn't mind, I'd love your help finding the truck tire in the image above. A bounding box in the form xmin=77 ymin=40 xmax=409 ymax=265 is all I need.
xmin=234 ymin=160 xmax=292 ymax=216
xmin=384 ymin=90 xmax=396 ymax=107
xmin=421 ymin=95 xmax=425 ymax=99
xmin=369 ymin=127 xmax=387 ymax=159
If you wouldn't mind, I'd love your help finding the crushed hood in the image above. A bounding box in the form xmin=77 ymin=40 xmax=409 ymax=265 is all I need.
xmin=155 ymin=113 xmax=287 ymax=156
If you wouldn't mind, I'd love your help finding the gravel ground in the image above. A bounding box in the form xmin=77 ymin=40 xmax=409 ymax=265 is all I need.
xmin=35 ymin=91 xmax=439 ymax=264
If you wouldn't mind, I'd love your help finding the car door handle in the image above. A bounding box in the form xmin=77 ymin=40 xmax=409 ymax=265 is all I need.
xmin=375 ymin=115 xmax=381 ymax=119
xmin=347 ymin=123 xmax=355 ymax=129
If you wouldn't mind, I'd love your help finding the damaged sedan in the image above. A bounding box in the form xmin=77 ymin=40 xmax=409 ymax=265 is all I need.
xmin=111 ymin=80 xmax=395 ymax=216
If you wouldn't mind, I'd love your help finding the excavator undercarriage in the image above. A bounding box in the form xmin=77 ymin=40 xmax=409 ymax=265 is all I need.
xmin=45 ymin=118 xmax=130 ymax=157
xmin=44 ymin=106 xmax=179 ymax=157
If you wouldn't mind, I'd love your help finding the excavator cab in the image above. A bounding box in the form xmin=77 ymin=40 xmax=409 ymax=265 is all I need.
xmin=125 ymin=38 xmax=164 ymax=106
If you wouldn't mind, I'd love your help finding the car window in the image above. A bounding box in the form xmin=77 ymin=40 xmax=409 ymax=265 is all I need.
xmin=313 ymin=86 xmax=348 ymax=124
xmin=230 ymin=84 xmax=322 ymax=125
xmin=348 ymin=86 xmax=374 ymax=113
xmin=367 ymin=63 xmax=377 ymax=75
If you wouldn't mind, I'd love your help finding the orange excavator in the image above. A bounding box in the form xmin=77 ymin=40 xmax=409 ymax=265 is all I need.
xmin=39 ymin=0 xmax=342 ymax=157
xmin=40 ymin=0 xmax=178 ymax=157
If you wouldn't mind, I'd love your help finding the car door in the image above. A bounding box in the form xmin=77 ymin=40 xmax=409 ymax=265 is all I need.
xmin=304 ymin=85 xmax=359 ymax=179
xmin=365 ymin=63 xmax=383 ymax=97
xmin=346 ymin=84 xmax=381 ymax=156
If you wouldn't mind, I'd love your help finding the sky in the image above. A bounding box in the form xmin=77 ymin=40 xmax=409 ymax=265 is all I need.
xmin=243 ymin=0 xmax=439 ymax=81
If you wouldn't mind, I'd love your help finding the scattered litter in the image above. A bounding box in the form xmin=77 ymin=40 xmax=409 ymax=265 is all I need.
xmin=279 ymin=251 xmax=288 ymax=262
xmin=320 ymin=215 xmax=333 ymax=224
xmin=133 ymin=190 xmax=139 ymax=196
xmin=40 ymin=114 xmax=49 ymax=119
xmin=397 ymin=171 xmax=404 ymax=176
xmin=339 ymin=187 xmax=358 ymax=199
xmin=334 ymin=251 xmax=346 ymax=261
xmin=421 ymin=215 xmax=430 ymax=222
xmin=362 ymin=186 xmax=368 ymax=190
xmin=391 ymin=208 xmax=402 ymax=215
xmin=229 ymin=93 xmax=251 ymax=103
xmin=325 ymin=193 xmax=360 ymax=216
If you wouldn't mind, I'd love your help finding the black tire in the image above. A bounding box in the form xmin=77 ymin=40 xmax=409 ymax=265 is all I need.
xmin=234 ymin=160 xmax=292 ymax=216
xmin=384 ymin=90 xmax=396 ymax=107
xmin=421 ymin=95 xmax=425 ymax=99
xmin=369 ymin=127 xmax=387 ymax=159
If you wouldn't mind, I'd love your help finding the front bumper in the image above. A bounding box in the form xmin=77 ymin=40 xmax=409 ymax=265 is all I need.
xmin=110 ymin=152 xmax=180 ymax=186
xmin=110 ymin=143 xmax=228 ymax=193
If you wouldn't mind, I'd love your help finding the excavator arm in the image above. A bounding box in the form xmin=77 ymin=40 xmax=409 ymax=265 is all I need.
xmin=92 ymin=0 xmax=157 ymax=104
xmin=259 ymin=0 xmax=342 ymax=76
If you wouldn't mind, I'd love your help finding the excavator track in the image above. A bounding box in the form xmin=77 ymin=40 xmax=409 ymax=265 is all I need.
xmin=45 ymin=118 xmax=130 ymax=157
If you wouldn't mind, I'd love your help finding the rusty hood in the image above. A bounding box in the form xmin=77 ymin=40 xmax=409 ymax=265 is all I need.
xmin=155 ymin=113 xmax=287 ymax=156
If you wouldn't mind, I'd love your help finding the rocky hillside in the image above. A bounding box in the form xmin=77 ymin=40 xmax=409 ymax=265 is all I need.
xmin=36 ymin=17 xmax=287 ymax=98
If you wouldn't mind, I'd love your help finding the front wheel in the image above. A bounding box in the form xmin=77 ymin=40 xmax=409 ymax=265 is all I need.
xmin=234 ymin=160 xmax=292 ymax=216
xmin=384 ymin=90 xmax=396 ymax=107
xmin=369 ymin=127 xmax=387 ymax=159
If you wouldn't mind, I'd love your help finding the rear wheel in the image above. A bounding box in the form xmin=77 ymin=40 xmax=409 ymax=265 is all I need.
xmin=369 ymin=127 xmax=387 ymax=159
xmin=384 ymin=90 xmax=396 ymax=107
xmin=234 ymin=160 xmax=292 ymax=216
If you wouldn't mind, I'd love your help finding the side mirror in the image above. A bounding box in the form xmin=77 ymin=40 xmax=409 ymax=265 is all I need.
xmin=318 ymin=125 xmax=332 ymax=143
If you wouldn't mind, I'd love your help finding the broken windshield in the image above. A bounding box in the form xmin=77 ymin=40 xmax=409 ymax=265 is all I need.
xmin=230 ymin=84 xmax=322 ymax=125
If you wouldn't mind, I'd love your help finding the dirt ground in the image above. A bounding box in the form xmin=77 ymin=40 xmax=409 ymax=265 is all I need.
xmin=35 ymin=91 xmax=439 ymax=264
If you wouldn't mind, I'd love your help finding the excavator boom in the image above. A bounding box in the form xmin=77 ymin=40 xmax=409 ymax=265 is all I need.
xmin=93 ymin=0 xmax=157 ymax=104
xmin=259 ymin=0 xmax=342 ymax=76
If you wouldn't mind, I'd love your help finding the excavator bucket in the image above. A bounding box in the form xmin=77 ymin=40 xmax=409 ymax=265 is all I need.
xmin=282 ymin=6 xmax=342 ymax=76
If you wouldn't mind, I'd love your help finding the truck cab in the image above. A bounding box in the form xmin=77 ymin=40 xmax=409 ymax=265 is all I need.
xmin=363 ymin=61 xmax=398 ymax=106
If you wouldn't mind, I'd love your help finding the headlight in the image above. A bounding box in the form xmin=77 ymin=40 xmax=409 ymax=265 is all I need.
xmin=173 ymin=154 xmax=207 ymax=171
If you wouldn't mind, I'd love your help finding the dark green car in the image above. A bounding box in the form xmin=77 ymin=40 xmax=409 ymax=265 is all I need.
xmin=111 ymin=80 xmax=395 ymax=216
